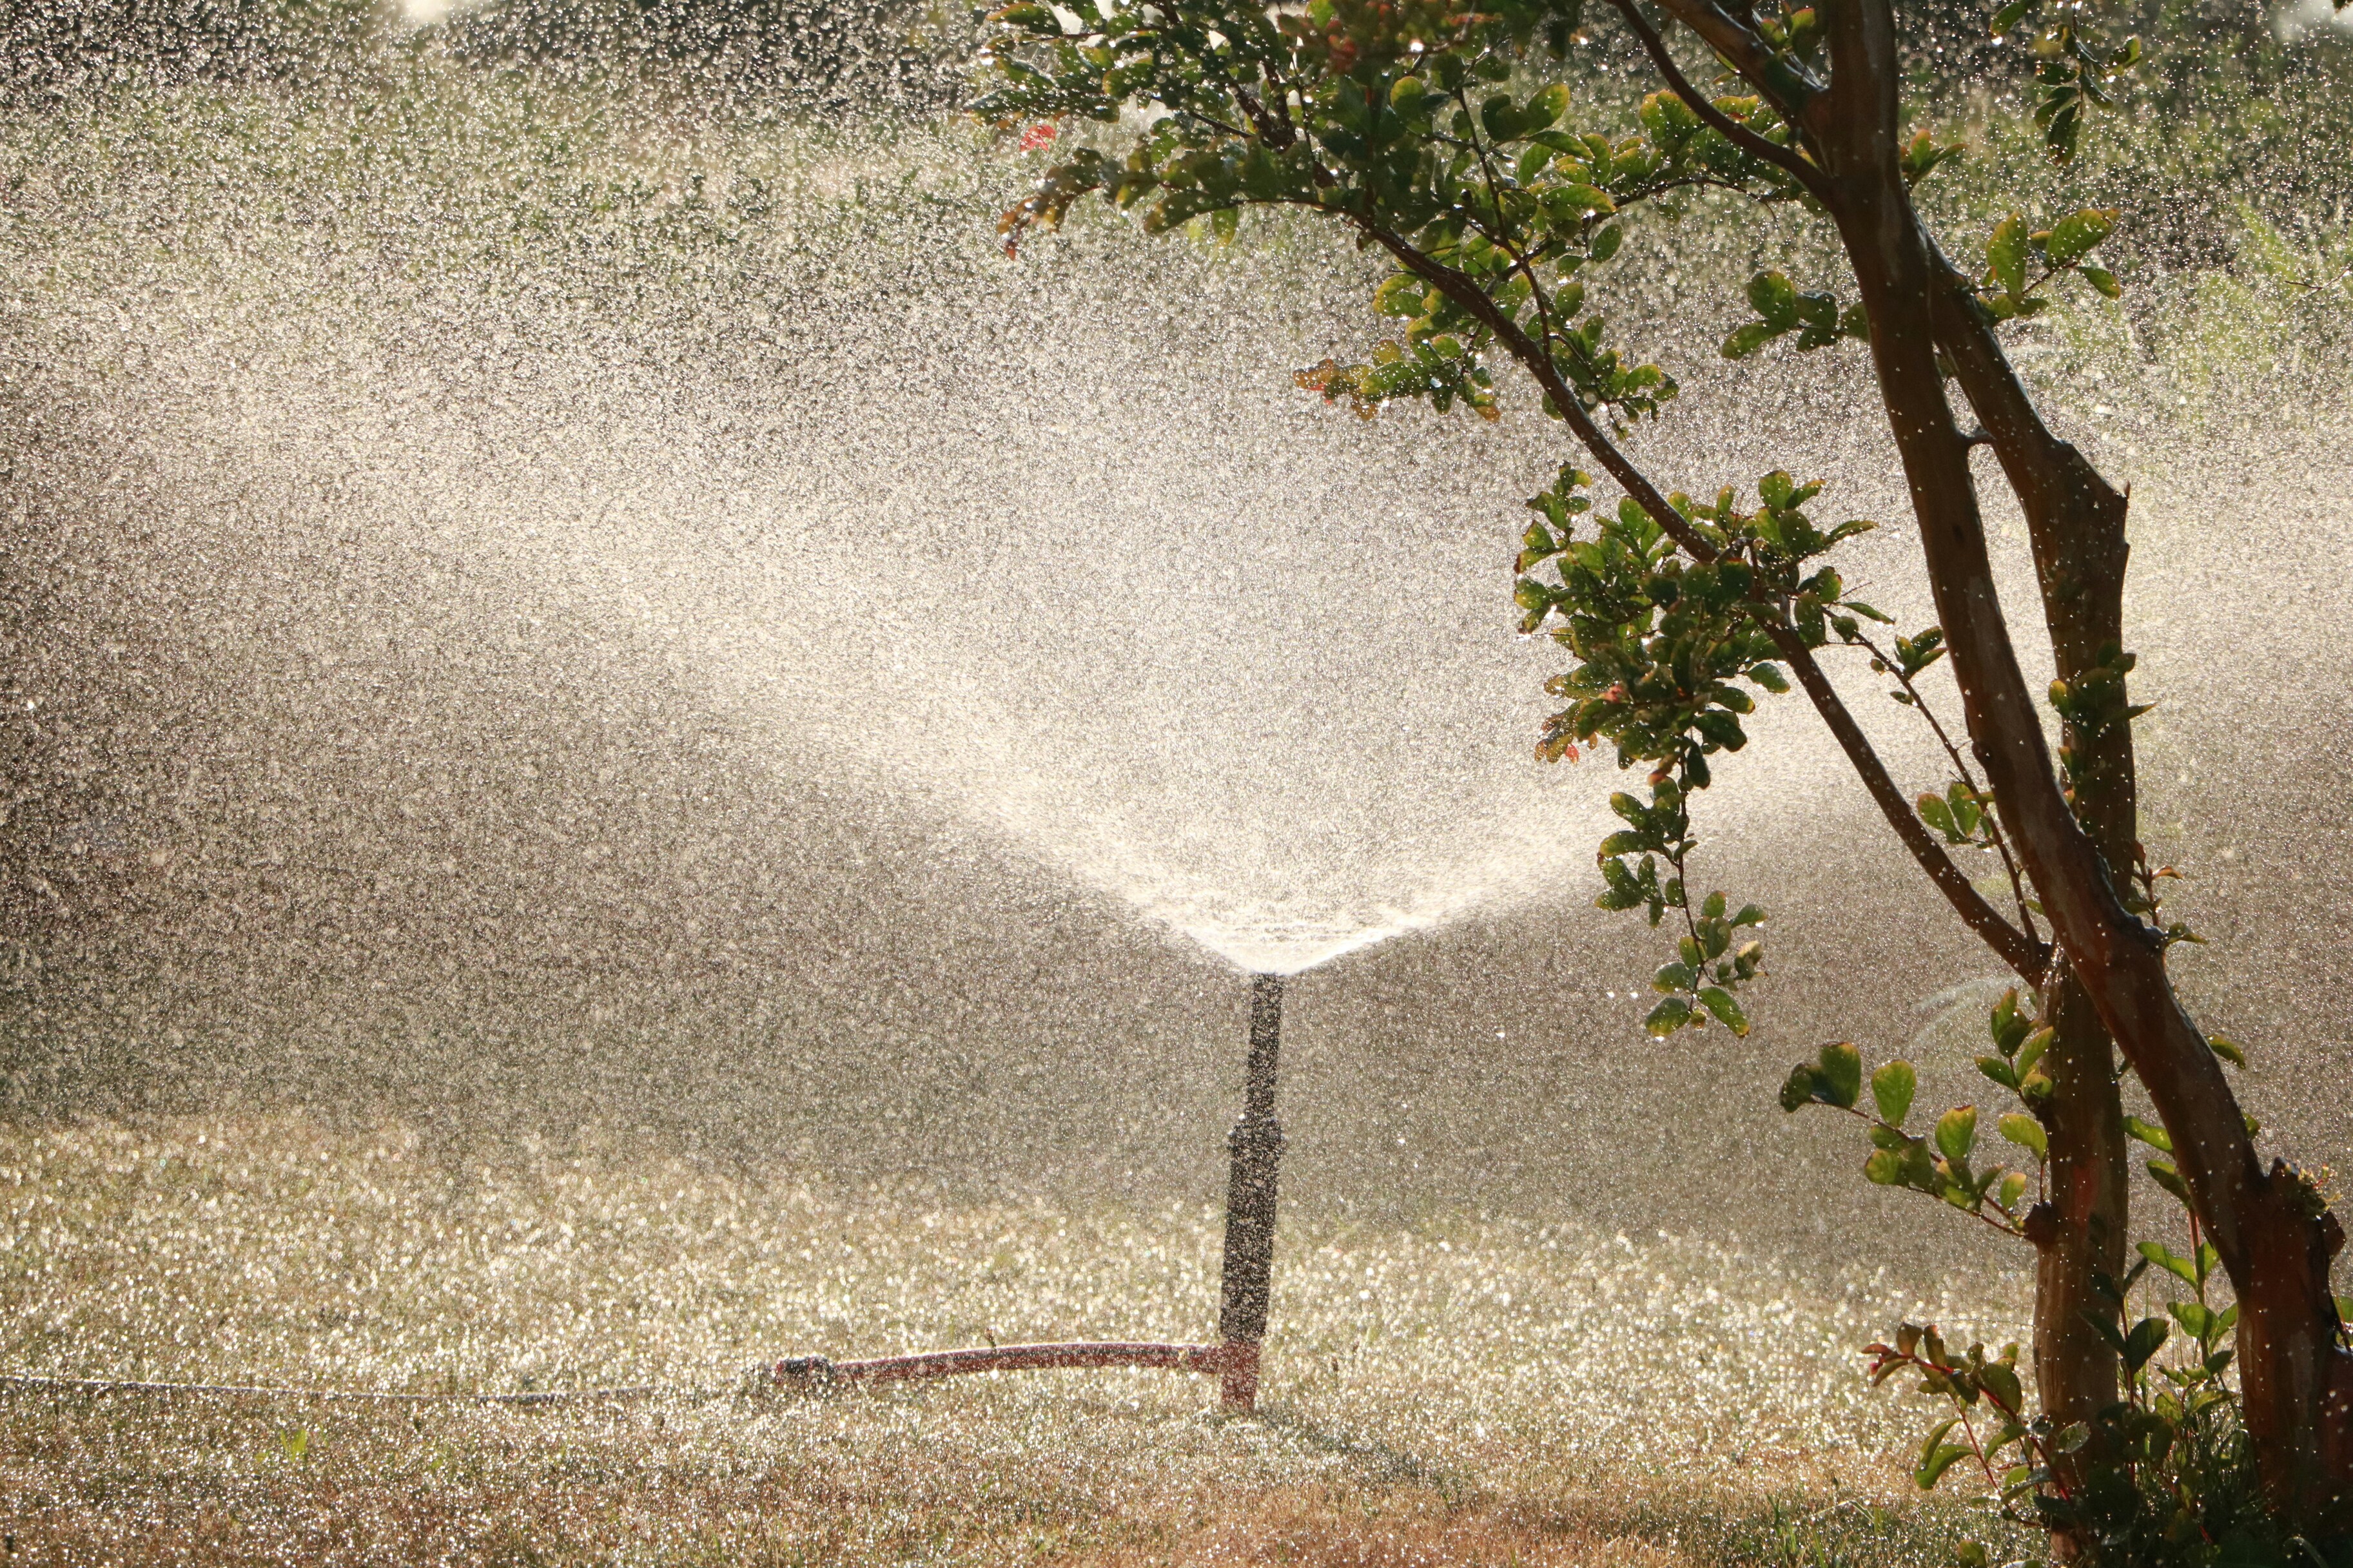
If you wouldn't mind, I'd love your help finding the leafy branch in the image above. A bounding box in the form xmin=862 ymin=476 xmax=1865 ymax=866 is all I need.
xmin=1846 ymin=623 xmax=2040 ymax=947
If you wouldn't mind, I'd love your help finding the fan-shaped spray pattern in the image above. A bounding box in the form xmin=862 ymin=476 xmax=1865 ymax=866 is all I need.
xmin=5 ymin=27 xmax=2353 ymax=1565
xmin=0 ymin=73 xmax=1911 ymax=980
xmin=8 ymin=68 xmax=2351 ymax=989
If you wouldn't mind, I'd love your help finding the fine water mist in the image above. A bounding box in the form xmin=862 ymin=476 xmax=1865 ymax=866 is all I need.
xmin=6 ymin=17 xmax=2353 ymax=1565
xmin=5 ymin=48 xmax=2352 ymax=1261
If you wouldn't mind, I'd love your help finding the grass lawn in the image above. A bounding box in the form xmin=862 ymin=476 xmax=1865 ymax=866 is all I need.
xmin=1 ymin=1113 xmax=2024 ymax=1565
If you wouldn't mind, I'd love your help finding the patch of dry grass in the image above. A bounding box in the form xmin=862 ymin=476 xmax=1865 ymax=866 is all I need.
xmin=1 ymin=1114 xmax=2020 ymax=1565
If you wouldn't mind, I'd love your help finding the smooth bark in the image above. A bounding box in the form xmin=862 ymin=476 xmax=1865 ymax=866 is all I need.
xmin=1806 ymin=0 xmax=2353 ymax=1520
xmin=2031 ymin=970 xmax=2129 ymax=1513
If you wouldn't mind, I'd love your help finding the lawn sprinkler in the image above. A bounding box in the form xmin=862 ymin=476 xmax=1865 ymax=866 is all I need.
xmin=774 ymin=973 xmax=1289 ymax=1411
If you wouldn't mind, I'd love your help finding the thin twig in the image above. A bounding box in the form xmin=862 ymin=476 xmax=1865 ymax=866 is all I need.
xmin=1830 ymin=1105 xmax=2029 ymax=1242
xmin=1606 ymin=0 xmax=1835 ymax=207
xmin=1451 ymin=81 xmax=1566 ymax=367
xmin=1846 ymin=628 xmax=2042 ymax=949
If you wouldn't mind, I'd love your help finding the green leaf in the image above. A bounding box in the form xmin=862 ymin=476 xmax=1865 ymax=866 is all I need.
xmin=1872 ymin=1060 xmax=1917 ymax=1126
xmin=1693 ymin=710 xmax=1746 ymax=751
xmin=1998 ymin=1112 xmax=2047 ymax=1161
xmin=2081 ymin=264 xmax=2121 ymax=299
xmin=1645 ymin=994 xmax=1693 ymax=1035
xmin=2169 ymin=1300 xmax=2217 ymax=1341
xmin=1986 ymin=216 xmax=2027 ymax=300
xmin=2042 ymin=208 xmax=2118 ymax=268
xmin=2124 ymin=1114 xmax=2172 ymax=1154
xmin=1980 ymin=1359 xmax=2023 ymax=1414
xmin=1988 ymin=989 xmax=2026 ymax=1052
xmin=1937 ymin=1105 xmax=1979 ymax=1165
xmin=1991 ymin=0 xmax=2033 ymax=30
xmin=2138 ymin=1241 xmax=2197 ymax=1286
xmin=2014 ymin=1027 xmax=2051 ymax=1079
xmin=1698 ymin=986 xmax=1749 ymax=1036
xmin=2123 ymin=1315 xmax=2171 ymax=1373
xmin=2208 ymin=1034 xmax=2247 ymax=1068
xmin=1525 ymin=82 xmax=1570 ymax=131
xmin=1917 ymin=1440 xmax=1976 ymax=1490
xmin=2148 ymin=1157 xmax=2191 ymax=1203
xmin=1780 ymin=1063 xmax=1822 ymax=1113
xmin=1942 ymin=781 xmax=1980 ymax=839
xmin=1721 ymin=320 xmax=1784 ymax=360
xmin=1637 ymin=89 xmax=1701 ymax=150
xmin=1817 ymin=1041 xmax=1862 ymax=1109
xmin=1746 ymin=269 xmax=1800 ymax=331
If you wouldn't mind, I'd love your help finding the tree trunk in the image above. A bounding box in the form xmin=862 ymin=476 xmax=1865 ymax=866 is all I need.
xmin=2029 ymin=969 xmax=2128 ymax=1515
xmin=1933 ymin=301 xmax=2138 ymax=1515
xmin=1812 ymin=0 xmax=2353 ymax=1524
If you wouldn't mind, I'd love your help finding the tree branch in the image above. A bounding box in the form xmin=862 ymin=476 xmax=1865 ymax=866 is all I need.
xmin=1353 ymin=218 xmax=2047 ymax=982
xmin=1608 ymin=0 xmax=1837 ymax=208
xmin=1358 ymin=220 xmax=1718 ymax=557
xmin=1925 ymin=251 xmax=2129 ymax=616
xmin=1639 ymin=0 xmax=1833 ymax=146
xmin=1768 ymin=626 xmax=2050 ymax=980
xmin=1847 ymin=630 xmax=2043 ymax=948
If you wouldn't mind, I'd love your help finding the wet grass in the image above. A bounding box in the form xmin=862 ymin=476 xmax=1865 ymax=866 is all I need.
xmin=1 ymin=1113 xmax=2026 ymax=1565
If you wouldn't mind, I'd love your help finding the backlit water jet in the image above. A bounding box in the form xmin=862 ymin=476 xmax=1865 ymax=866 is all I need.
xmin=5 ymin=23 xmax=2353 ymax=1562
xmin=5 ymin=67 xmax=2351 ymax=1235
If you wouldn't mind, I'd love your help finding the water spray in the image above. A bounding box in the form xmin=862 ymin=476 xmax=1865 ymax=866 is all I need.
xmin=770 ymin=971 xmax=1290 ymax=1409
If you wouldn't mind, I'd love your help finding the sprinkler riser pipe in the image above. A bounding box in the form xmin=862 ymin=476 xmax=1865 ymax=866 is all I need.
xmin=1217 ymin=973 xmax=1285 ymax=1409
